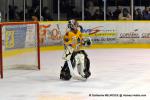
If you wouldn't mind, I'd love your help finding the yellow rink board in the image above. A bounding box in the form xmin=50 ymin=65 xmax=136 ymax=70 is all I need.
xmin=3 ymin=44 xmax=150 ymax=58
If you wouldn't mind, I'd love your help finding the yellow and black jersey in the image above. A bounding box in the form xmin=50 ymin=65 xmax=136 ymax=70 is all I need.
xmin=64 ymin=30 xmax=83 ymax=49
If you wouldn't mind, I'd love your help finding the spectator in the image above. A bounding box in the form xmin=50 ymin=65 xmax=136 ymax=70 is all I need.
xmin=84 ymin=10 xmax=92 ymax=20
xmin=119 ymin=8 xmax=132 ymax=20
xmin=14 ymin=6 xmax=20 ymax=20
xmin=134 ymin=8 xmax=143 ymax=20
xmin=42 ymin=7 xmax=53 ymax=21
xmin=106 ymin=8 xmax=113 ymax=20
xmin=85 ymin=0 xmax=100 ymax=20
xmin=142 ymin=6 xmax=150 ymax=20
xmin=71 ymin=8 xmax=81 ymax=20
xmin=85 ymin=1 xmax=96 ymax=16
xmin=33 ymin=5 xmax=40 ymax=20
xmin=25 ymin=6 xmax=33 ymax=20
xmin=9 ymin=5 xmax=20 ymax=21
xmin=32 ymin=16 xmax=38 ymax=21
xmin=9 ymin=5 xmax=14 ymax=20
xmin=92 ymin=7 xmax=104 ymax=20
xmin=113 ymin=6 xmax=122 ymax=20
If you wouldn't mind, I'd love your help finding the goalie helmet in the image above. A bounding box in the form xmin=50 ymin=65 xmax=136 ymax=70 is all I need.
xmin=68 ymin=19 xmax=79 ymax=31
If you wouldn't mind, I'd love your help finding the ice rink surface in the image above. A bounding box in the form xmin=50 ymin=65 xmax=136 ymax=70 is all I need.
xmin=0 ymin=48 xmax=150 ymax=100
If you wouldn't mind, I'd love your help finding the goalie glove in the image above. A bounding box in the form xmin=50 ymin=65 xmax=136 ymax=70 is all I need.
xmin=82 ymin=37 xmax=92 ymax=47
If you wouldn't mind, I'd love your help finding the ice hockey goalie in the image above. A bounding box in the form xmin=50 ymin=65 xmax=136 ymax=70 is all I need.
xmin=60 ymin=19 xmax=91 ymax=80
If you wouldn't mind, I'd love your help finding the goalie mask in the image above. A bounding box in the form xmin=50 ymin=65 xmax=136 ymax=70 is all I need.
xmin=68 ymin=19 xmax=78 ymax=31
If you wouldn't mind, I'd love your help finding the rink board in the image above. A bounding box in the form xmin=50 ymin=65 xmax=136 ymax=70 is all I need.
xmin=2 ymin=21 xmax=150 ymax=57
xmin=39 ymin=21 xmax=150 ymax=46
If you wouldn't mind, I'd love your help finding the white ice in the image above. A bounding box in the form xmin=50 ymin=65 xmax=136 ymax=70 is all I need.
xmin=0 ymin=48 xmax=150 ymax=100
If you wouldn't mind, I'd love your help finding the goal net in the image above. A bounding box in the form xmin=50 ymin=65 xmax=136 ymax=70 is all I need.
xmin=0 ymin=22 xmax=40 ymax=78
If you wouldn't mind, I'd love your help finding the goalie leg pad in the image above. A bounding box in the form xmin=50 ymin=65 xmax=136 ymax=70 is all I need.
xmin=80 ymin=50 xmax=91 ymax=79
xmin=60 ymin=50 xmax=91 ymax=80
xmin=84 ymin=57 xmax=91 ymax=78
xmin=60 ymin=61 xmax=72 ymax=80
xmin=73 ymin=50 xmax=91 ymax=79
xmin=75 ymin=53 xmax=86 ymax=77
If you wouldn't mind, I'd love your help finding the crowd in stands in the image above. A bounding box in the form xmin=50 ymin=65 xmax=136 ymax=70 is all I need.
xmin=60 ymin=0 xmax=82 ymax=20
xmin=109 ymin=6 xmax=150 ymax=20
xmin=8 ymin=4 xmax=53 ymax=21
xmin=106 ymin=6 xmax=132 ymax=20
xmin=3 ymin=0 xmax=150 ymax=21
xmin=84 ymin=0 xmax=104 ymax=20
xmin=134 ymin=6 xmax=150 ymax=20
xmin=84 ymin=0 xmax=150 ymax=20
